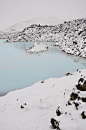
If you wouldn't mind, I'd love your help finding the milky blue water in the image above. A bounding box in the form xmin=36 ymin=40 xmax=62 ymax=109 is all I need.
xmin=0 ymin=39 xmax=86 ymax=95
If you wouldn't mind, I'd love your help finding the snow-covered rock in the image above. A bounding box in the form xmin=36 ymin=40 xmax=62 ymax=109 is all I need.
xmin=0 ymin=32 xmax=19 ymax=39
xmin=6 ymin=18 xmax=86 ymax=58
xmin=26 ymin=42 xmax=48 ymax=53
xmin=0 ymin=69 xmax=86 ymax=130
xmin=3 ymin=17 xmax=64 ymax=33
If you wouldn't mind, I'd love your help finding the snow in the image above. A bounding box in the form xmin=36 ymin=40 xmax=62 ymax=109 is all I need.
xmin=5 ymin=18 xmax=86 ymax=58
xmin=0 ymin=69 xmax=86 ymax=130
xmin=26 ymin=42 xmax=48 ymax=53
xmin=0 ymin=17 xmax=86 ymax=130
xmin=3 ymin=17 xmax=64 ymax=33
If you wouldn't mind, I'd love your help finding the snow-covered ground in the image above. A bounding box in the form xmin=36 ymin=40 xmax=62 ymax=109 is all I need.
xmin=0 ymin=17 xmax=86 ymax=130
xmin=26 ymin=42 xmax=48 ymax=53
xmin=5 ymin=18 xmax=86 ymax=58
xmin=0 ymin=69 xmax=86 ymax=130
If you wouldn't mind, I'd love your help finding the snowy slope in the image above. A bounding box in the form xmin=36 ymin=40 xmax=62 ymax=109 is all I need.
xmin=0 ymin=69 xmax=86 ymax=130
xmin=3 ymin=17 xmax=64 ymax=33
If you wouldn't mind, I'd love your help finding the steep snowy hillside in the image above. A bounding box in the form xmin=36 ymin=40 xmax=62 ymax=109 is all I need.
xmin=6 ymin=18 xmax=86 ymax=58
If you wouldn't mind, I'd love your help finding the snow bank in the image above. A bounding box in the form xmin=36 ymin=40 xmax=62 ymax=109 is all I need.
xmin=26 ymin=42 xmax=48 ymax=53
xmin=0 ymin=69 xmax=86 ymax=130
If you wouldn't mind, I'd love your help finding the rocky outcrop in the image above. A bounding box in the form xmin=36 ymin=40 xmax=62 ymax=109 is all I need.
xmin=51 ymin=75 xmax=86 ymax=129
xmin=5 ymin=18 xmax=86 ymax=58
xmin=26 ymin=42 xmax=48 ymax=53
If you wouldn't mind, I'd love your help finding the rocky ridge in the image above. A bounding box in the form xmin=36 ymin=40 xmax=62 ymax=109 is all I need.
xmin=1 ymin=18 xmax=86 ymax=58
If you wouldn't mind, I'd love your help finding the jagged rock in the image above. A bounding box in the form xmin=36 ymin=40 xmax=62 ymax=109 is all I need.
xmin=76 ymin=79 xmax=86 ymax=91
xmin=41 ymin=80 xmax=44 ymax=83
xmin=82 ymin=97 xmax=86 ymax=102
xmin=21 ymin=105 xmax=24 ymax=109
xmin=73 ymin=102 xmax=79 ymax=110
xmin=50 ymin=118 xmax=61 ymax=130
xmin=81 ymin=111 xmax=86 ymax=119
xmin=78 ymin=78 xmax=84 ymax=83
xmin=56 ymin=107 xmax=62 ymax=116
xmin=77 ymin=96 xmax=81 ymax=100
xmin=70 ymin=92 xmax=78 ymax=100
xmin=66 ymin=73 xmax=71 ymax=76
xmin=67 ymin=101 xmax=72 ymax=105
xmin=73 ymin=41 xmax=77 ymax=45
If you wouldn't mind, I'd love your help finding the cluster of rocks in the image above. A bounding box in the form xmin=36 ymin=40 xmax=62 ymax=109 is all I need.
xmin=0 ymin=32 xmax=8 ymax=39
xmin=76 ymin=77 xmax=86 ymax=91
xmin=4 ymin=18 xmax=86 ymax=58
xmin=58 ymin=19 xmax=86 ymax=58
xmin=26 ymin=42 xmax=48 ymax=53
xmin=51 ymin=118 xmax=61 ymax=130
xmin=0 ymin=32 xmax=18 ymax=39
xmin=21 ymin=103 xmax=27 ymax=109
xmin=50 ymin=75 xmax=86 ymax=129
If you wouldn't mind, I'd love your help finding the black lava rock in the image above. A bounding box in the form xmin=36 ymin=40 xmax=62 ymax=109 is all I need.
xmin=78 ymin=78 xmax=84 ymax=83
xmin=41 ymin=80 xmax=44 ymax=83
xmin=70 ymin=92 xmax=78 ymax=100
xmin=66 ymin=73 xmax=71 ymax=76
xmin=50 ymin=118 xmax=61 ymax=130
xmin=81 ymin=111 xmax=86 ymax=119
xmin=21 ymin=105 xmax=24 ymax=109
xmin=76 ymin=79 xmax=86 ymax=91
xmin=74 ymin=102 xmax=79 ymax=110
xmin=82 ymin=97 xmax=86 ymax=102
xmin=56 ymin=108 xmax=62 ymax=116
xmin=68 ymin=101 xmax=72 ymax=105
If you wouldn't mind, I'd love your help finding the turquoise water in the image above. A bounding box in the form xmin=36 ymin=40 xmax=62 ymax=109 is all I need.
xmin=0 ymin=39 xmax=86 ymax=95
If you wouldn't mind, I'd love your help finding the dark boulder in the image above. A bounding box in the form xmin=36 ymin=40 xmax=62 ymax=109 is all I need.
xmin=73 ymin=102 xmax=79 ymax=110
xmin=21 ymin=105 xmax=24 ymax=109
xmin=82 ymin=97 xmax=86 ymax=102
xmin=70 ymin=92 xmax=78 ymax=100
xmin=67 ymin=101 xmax=72 ymax=105
xmin=41 ymin=80 xmax=44 ymax=83
xmin=76 ymin=80 xmax=86 ymax=91
xmin=56 ymin=107 xmax=62 ymax=116
xmin=81 ymin=111 xmax=86 ymax=119
xmin=78 ymin=78 xmax=84 ymax=83
xmin=66 ymin=73 xmax=71 ymax=76
xmin=50 ymin=118 xmax=61 ymax=130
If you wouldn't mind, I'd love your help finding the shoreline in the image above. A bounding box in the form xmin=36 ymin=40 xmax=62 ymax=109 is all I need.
xmin=0 ymin=69 xmax=86 ymax=130
xmin=2 ymin=38 xmax=86 ymax=59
